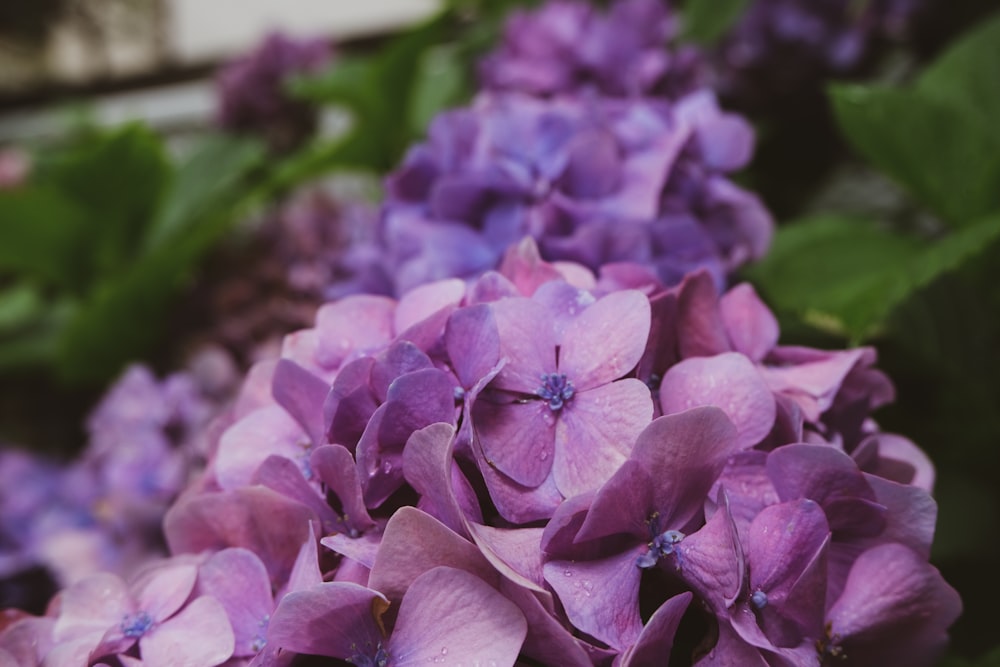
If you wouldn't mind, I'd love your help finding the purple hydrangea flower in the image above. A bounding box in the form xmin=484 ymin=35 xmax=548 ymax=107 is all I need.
xmin=480 ymin=0 xmax=705 ymax=100
xmin=713 ymin=0 xmax=923 ymax=106
xmin=380 ymin=91 xmax=771 ymax=295
xmin=216 ymin=32 xmax=333 ymax=152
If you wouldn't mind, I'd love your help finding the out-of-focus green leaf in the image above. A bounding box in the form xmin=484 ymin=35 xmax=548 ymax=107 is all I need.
xmin=145 ymin=133 xmax=264 ymax=250
xmin=830 ymin=85 xmax=1000 ymax=226
xmin=917 ymin=12 xmax=1000 ymax=133
xmin=681 ymin=0 xmax=750 ymax=44
xmin=288 ymin=13 xmax=457 ymax=171
xmin=746 ymin=214 xmax=1000 ymax=341
xmin=409 ymin=44 xmax=467 ymax=138
xmin=38 ymin=124 xmax=170 ymax=276
xmin=0 ymin=283 xmax=44 ymax=332
xmin=0 ymin=187 xmax=90 ymax=289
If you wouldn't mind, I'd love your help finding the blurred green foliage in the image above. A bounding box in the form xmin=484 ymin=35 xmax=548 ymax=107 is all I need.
xmin=0 ymin=126 xmax=264 ymax=385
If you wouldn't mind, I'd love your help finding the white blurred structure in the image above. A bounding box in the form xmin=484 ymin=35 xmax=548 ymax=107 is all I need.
xmin=0 ymin=0 xmax=440 ymax=142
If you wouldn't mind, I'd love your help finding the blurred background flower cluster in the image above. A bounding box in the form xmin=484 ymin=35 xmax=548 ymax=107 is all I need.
xmin=1 ymin=0 xmax=999 ymax=664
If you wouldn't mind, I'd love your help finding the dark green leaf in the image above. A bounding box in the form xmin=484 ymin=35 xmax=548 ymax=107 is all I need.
xmin=408 ymin=44 xmax=469 ymax=138
xmin=0 ymin=187 xmax=90 ymax=288
xmin=681 ymin=0 xmax=750 ymax=44
xmin=746 ymin=214 xmax=1000 ymax=341
xmin=145 ymin=133 xmax=264 ymax=250
xmin=917 ymin=12 xmax=1000 ymax=133
xmin=37 ymin=124 xmax=170 ymax=277
xmin=0 ymin=283 xmax=44 ymax=332
xmin=830 ymin=84 xmax=1000 ymax=225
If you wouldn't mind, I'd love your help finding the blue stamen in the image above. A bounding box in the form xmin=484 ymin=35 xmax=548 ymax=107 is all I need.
xmin=536 ymin=373 xmax=575 ymax=411
xmin=751 ymin=590 xmax=768 ymax=610
xmin=121 ymin=611 xmax=154 ymax=638
xmin=349 ymin=642 xmax=390 ymax=667
xmin=637 ymin=529 xmax=685 ymax=569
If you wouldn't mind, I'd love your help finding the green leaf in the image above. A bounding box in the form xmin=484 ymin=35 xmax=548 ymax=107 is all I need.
xmin=408 ymin=44 xmax=468 ymax=138
xmin=145 ymin=133 xmax=264 ymax=250
xmin=37 ymin=124 xmax=170 ymax=277
xmin=0 ymin=187 xmax=90 ymax=289
xmin=830 ymin=84 xmax=1000 ymax=226
xmin=0 ymin=283 xmax=45 ymax=333
xmin=746 ymin=214 xmax=1000 ymax=341
xmin=917 ymin=12 xmax=1000 ymax=133
xmin=681 ymin=0 xmax=750 ymax=44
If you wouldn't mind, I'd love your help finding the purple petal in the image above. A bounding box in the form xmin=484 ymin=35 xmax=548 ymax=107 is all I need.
xmin=314 ymin=295 xmax=396 ymax=369
xmin=660 ymin=352 xmax=775 ymax=450
xmin=164 ymin=487 xmax=315 ymax=588
xmin=558 ymin=290 xmax=651 ymax=389
xmin=266 ymin=582 xmax=386 ymax=659
xmin=403 ymin=423 xmax=473 ymax=537
xmin=394 ymin=279 xmax=465 ymax=333
xmin=474 ymin=398 xmax=557 ymax=488
xmin=309 ymin=444 xmax=375 ymax=534
xmin=368 ymin=507 xmax=498 ymax=605
xmin=676 ymin=493 xmax=744 ymax=609
xmin=390 ymin=567 xmax=527 ymax=667
xmin=553 ymin=379 xmax=653 ymax=498
xmin=252 ymin=454 xmax=339 ymax=532
xmin=139 ymin=596 xmax=235 ymax=667
xmin=489 ymin=297 xmax=558 ymax=392
xmin=622 ymin=592 xmax=692 ymax=667
xmin=719 ymin=284 xmax=778 ymax=363
xmin=271 ymin=359 xmax=330 ymax=446
xmin=631 ymin=406 xmax=739 ymax=529
xmin=134 ymin=562 xmax=198 ymax=622
xmin=543 ymin=550 xmax=642 ymax=651
xmin=215 ymin=405 xmax=309 ymax=491
xmin=446 ymin=304 xmax=502 ymax=389
xmin=52 ymin=573 xmax=130 ymax=643
xmin=575 ymin=460 xmax=654 ymax=544
xmin=198 ymin=549 xmax=273 ymax=657
xmin=826 ymin=544 xmax=962 ymax=667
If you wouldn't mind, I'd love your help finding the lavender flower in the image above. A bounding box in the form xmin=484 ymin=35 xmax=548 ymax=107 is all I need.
xmin=480 ymin=0 xmax=705 ymax=100
xmin=381 ymin=91 xmax=771 ymax=295
xmin=714 ymin=0 xmax=923 ymax=106
xmin=216 ymin=32 xmax=333 ymax=152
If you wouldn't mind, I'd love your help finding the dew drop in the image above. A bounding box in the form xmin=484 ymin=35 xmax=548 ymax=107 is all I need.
xmin=382 ymin=461 xmax=393 ymax=474
xmin=563 ymin=569 xmax=573 ymax=577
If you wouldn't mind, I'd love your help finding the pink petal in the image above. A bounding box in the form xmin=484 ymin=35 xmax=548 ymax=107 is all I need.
xmin=368 ymin=508 xmax=497 ymax=605
xmin=719 ymin=284 xmax=778 ymax=363
xmin=134 ymin=562 xmax=198 ymax=622
xmin=553 ymin=379 xmax=653 ymax=498
xmin=215 ymin=405 xmax=310 ymax=491
xmin=558 ymin=290 xmax=651 ymax=389
xmin=266 ymin=582 xmax=385 ymax=659
xmin=489 ymin=297 xmax=558 ymax=392
xmin=474 ymin=398 xmax=556 ymax=488
xmin=52 ymin=572 xmax=130 ymax=643
xmin=403 ymin=423 xmax=472 ymax=537
xmin=198 ymin=549 xmax=273 ymax=657
xmin=394 ymin=279 xmax=465 ymax=332
xmin=660 ymin=352 xmax=775 ymax=450
xmin=314 ymin=295 xmax=396 ymax=369
xmin=390 ymin=567 xmax=527 ymax=667
xmin=140 ymin=596 xmax=235 ymax=667
xmin=543 ymin=551 xmax=642 ymax=651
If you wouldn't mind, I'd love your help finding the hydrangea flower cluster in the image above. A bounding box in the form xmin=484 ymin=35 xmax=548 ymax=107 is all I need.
xmin=479 ymin=0 xmax=704 ymax=100
xmin=216 ymin=32 xmax=333 ymax=152
xmin=4 ymin=240 xmax=959 ymax=666
xmin=0 ymin=365 xmax=216 ymax=613
xmin=380 ymin=90 xmax=772 ymax=295
xmin=713 ymin=0 xmax=923 ymax=105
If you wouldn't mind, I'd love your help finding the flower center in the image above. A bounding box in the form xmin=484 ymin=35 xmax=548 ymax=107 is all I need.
xmin=121 ymin=610 xmax=154 ymax=638
xmin=536 ymin=373 xmax=575 ymax=411
xmin=751 ymin=590 xmax=768 ymax=610
xmin=637 ymin=529 xmax=685 ymax=569
xmin=349 ymin=642 xmax=390 ymax=667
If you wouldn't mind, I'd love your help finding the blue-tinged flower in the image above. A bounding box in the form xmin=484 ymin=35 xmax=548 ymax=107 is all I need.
xmin=381 ymin=91 xmax=771 ymax=295
xmin=480 ymin=0 xmax=705 ymax=100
